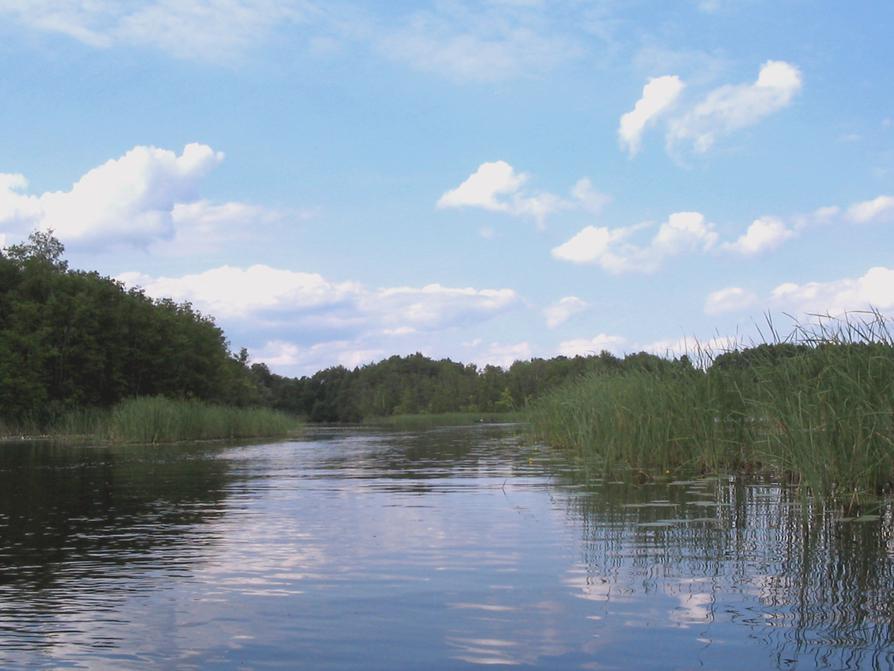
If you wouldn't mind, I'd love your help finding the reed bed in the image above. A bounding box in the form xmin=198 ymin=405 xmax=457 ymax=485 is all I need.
xmin=528 ymin=313 xmax=894 ymax=504
xmin=52 ymin=396 xmax=300 ymax=444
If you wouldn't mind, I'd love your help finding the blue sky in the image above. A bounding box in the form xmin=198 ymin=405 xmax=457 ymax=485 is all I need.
xmin=0 ymin=0 xmax=892 ymax=375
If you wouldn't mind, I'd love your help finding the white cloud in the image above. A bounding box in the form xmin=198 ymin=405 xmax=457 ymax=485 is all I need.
xmin=550 ymin=225 xmax=636 ymax=268
xmin=0 ymin=143 xmax=283 ymax=252
xmin=153 ymin=199 xmax=284 ymax=255
xmin=370 ymin=284 xmax=519 ymax=329
xmin=557 ymin=334 xmax=626 ymax=357
xmin=771 ymin=266 xmax=894 ymax=315
xmin=544 ymin=296 xmax=588 ymax=329
xmin=846 ymin=195 xmax=894 ymax=223
xmin=653 ymin=211 xmax=719 ymax=254
xmin=472 ymin=341 xmax=533 ymax=369
xmin=809 ymin=205 xmax=840 ymax=225
xmin=118 ymin=266 xmax=519 ymax=335
xmin=255 ymin=340 xmax=386 ymax=374
xmin=118 ymin=265 xmax=361 ymax=319
xmin=0 ymin=0 xmax=309 ymax=62
xmin=619 ymin=75 xmax=685 ymax=156
xmin=704 ymin=287 xmax=758 ymax=315
xmin=437 ymin=160 xmax=566 ymax=226
xmin=437 ymin=161 xmax=527 ymax=212
xmin=551 ymin=212 xmax=717 ymax=273
xmin=570 ymin=178 xmax=610 ymax=214
xmin=721 ymin=216 xmax=795 ymax=255
xmin=438 ymin=161 xmax=605 ymax=228
xmin=704 ymin=267 xmax=894 ymax=318
xmin=668 ymin=60 xmax=802 ymax=153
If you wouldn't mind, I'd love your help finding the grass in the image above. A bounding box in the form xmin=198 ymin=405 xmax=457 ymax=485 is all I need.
xmin=2 ymin=396 xmax=301 ymax=445
xmin=528 ymin=313 xmax=894 ymax=506
xmin=363 ymin=411 xmax=523 ymax=430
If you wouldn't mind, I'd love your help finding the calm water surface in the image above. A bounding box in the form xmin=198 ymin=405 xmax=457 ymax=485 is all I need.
xmin=0 ymin=425 xmax=892 ymax=670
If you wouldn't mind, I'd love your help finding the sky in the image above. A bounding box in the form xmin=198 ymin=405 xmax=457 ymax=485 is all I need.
xmin=0 ymin=0 xmax=892 ymax=376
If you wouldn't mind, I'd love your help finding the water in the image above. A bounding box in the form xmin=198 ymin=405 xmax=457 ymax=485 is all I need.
xmin=0 ymin=424 xmax=891 ymax=670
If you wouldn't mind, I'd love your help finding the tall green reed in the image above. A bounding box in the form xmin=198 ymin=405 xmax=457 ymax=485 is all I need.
xmin=52 ymin=396 xmax=299 ymax=444
xmin=528 ymin=313 xmax=894 ymax=504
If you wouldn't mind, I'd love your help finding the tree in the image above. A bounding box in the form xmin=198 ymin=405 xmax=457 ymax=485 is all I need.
xmin=5 ymin=229 xmax=68 ymax=271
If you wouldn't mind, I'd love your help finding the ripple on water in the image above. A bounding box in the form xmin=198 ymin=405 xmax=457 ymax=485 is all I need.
xmin=0 ymin=426 xmax=892 ymax=670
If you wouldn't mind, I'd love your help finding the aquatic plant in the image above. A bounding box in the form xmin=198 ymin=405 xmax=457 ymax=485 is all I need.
xmin=53 ymin=396 xmax=300 ymax=444
xmin=528 ymin=313 xmax=894 ymax=504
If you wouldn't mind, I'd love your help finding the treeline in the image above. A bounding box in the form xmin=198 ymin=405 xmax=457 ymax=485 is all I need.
xmin=246 ymin=350 xmax=694 ymax=423
xmin=0 ymin=231 xmax=263 ymax=426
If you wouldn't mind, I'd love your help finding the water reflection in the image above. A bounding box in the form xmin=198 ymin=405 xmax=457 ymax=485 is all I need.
xmin=0 ymin=426 xmax=891 ymax=670
xmin=554 ymin=470 xmax=894 ymax=670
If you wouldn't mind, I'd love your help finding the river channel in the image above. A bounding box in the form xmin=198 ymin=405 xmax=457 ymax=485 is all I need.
xmin=1 ymin=424 xmax=892 ymax=669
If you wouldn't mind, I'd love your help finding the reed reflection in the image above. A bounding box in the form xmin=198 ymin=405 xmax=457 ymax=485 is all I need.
xmin=557 ymin=470 xmax=894 ymax=670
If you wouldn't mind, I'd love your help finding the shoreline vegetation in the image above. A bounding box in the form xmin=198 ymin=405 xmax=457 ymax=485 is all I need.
xmin=527 ymin=313 xmax=894 ymax=506
xmin=1 ymin=396 xmax=301 ymax=445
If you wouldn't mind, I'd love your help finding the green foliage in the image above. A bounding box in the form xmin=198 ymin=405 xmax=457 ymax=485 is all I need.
xmin=53 ymin=396 xmax=299 ymax=444
xmin=528 ymin=314 xmax=894 ymax=505
xmin=0 ymin=232 xmax=270 ymax=426
xmin=254 ymin=349 xmax=678 ymax=423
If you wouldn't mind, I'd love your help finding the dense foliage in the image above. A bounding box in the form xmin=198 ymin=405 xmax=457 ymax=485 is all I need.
xmin=247 ymin=350 xmax=691 ymax=423
xmin=0 ymin=231 xmax=263 ymax=425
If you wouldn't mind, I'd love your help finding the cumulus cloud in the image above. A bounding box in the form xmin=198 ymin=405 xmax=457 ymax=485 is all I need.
xmin=437 ymin=161 xmax=527 ymax=213
xmin=619 ymin=75 xmax=684 ymax=156
xmin=557 ymin=334 xmax=626 ymax=357
xmin=551 ymin=212 xmax=717 ymax=273
xmin=551 ymin=225 xmax=635 ymax=267
xmin=438 ymin=161 xmax=606 ymax=227
xmin=118 ymin=265 xmax=519 ymax=336
xmin=703 ymin=267 xmax=894 ymax=318
xmin=370 ymin=284 xmax=519 ymax=329
xmin=771 ymin=267 xmax=894 ymax=315
xmin=721 ymin=216 xmax=796 ymax=255
xmin=118 ymin=265 xmax=361 ymax=319
xmin=668 ymin=60 xmax=802 ymax=153
xmin=0 ymin=143 xmax=284 ymax=252
xmin=846 ymin=195 xmax=894 ymax=223
xmin=544 ymin=296 xmax=588 ymax=329
xmin=704 ymin=287 xmax=758 ymax=315
xmin=0 ymin=0 xmax=310 ymax=62
xmin=436 ymin=160 xmax=561 ymax=226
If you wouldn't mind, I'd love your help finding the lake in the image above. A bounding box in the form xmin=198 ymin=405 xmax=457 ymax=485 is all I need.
xmin=1 ymin=424 xmax=892 ymax=670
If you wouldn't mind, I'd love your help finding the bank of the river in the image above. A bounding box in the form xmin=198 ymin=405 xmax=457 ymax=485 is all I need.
xmin=0 ymin=396 xmax=301 ymax=445
xmin=362 ymin=411 xmax=523 ymax=429
xmin=528 ymin=316 xmax=894 ymax=505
